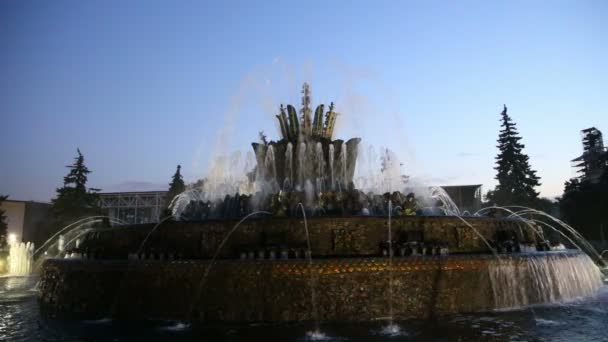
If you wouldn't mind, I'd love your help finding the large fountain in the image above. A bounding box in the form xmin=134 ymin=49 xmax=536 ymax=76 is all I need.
xmin=37 ymin=84 xmax=604 ymax=323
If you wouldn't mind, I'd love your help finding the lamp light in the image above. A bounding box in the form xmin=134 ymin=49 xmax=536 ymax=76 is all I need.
xmin=8 ymin=233 xmax=17 ymax=245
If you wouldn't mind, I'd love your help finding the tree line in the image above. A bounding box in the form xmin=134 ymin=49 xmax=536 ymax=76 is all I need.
xmin=485 ymin=105 xmax=607 ymax=241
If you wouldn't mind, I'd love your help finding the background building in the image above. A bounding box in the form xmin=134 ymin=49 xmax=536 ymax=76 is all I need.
xmin=98 ymin=191 xmax=167 ymax=225
xmin=1 ymin=186 xmax=484 ymax=240
xmin=440 ymin=185 xmax=483 ymax=214
xmin=0 ymin=199 xmax=51 ymax=246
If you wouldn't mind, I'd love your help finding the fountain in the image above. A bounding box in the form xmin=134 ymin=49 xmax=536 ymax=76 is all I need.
xmin=8 ymin=241 xmax=34 ymax=276
xmin=37 ymin=84 xmax=604 ymax=323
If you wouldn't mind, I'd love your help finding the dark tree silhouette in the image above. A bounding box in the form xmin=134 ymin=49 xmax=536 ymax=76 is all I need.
xmin=572 ymin=127 xmax=606 ymax=180
xmin=50 ymin=149 xmax=101 ymax=223
xmin=0 ymin=195 xmax=8 ymax=248
xmin=486 ymin=105 xmax=541 ymax=207
xmin=165 ymin=165 xmax=186 ymax=210
xmin=560 ymin=155 xmax=608 ymax=240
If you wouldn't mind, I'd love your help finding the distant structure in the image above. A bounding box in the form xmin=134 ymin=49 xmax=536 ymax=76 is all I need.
xmin=98 ymin=191 xmax=167 ymax=225
xmin=0 ymin=199 xmax=51 ymax=248
xmin=440 ymin=185 xmax=483 ymax=214
xmin=571 ymin=127 xmax=608 ymax=183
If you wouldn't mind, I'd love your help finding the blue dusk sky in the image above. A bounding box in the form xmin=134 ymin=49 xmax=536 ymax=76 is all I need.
xmin=1 ymin=0 xmax=607 ymax=202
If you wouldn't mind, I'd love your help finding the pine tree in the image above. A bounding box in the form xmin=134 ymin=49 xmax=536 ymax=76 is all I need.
xmin=573 ymin=128 xmax=606 ymax=181
xmin=50 ymin=149 xmax=100 ymax=222
xmin=165 ymin=165 xmax=186 ymax=209
xmin=560 ymin=130 xmax=608 ymax=240
xmin=0 ymin=195 xmax=8 ymax=248
xmin=487 ymin=105 xmax=541 ymax=207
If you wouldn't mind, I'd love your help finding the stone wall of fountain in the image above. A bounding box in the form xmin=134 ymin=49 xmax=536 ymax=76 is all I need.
xmin=38 ymin=251 xmax=602 ymax=321
xmin=66 ymin=216 xmax=539 ymax=260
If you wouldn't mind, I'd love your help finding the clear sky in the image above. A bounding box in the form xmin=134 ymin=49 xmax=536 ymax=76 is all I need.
xmin=1 ymin=0 xmax=607 ymax=202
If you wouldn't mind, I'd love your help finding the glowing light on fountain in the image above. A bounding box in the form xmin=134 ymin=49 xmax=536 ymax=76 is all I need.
xmin=7 ymin=237 xmax=34 ymax=276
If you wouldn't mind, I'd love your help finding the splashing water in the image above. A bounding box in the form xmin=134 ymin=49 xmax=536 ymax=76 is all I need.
xmin=170 ymin=189 xmax=204 ymax=219
xmin=477 ymin=206 xmax=605 ymax=265
xmin=473 ymin=206 xmax=543 ymax=242
xmin=379 ymin=323 xmax=406 ymax=337
xmin=378 ymin=200 xmax=404 ymax=337
xmin=529 ymin=219 xmax=586 ymax=254
xmin=509 ymin=208 xmax=604 ymax=264
xmin=33 ymin=217 xmax=125 ymax=272
xmin=264 ymin=144 xmax=277 ymax=183
xmin=328 ymin=143 xmax=335 ymax=190
xmin=285 ymin=142 xmax=293 ymax=189
xmin=305 ymin=329 xmax=329 ymax=341
xmin=315 ymin=142 xmax=324 ymax=180
xmin=160 ymin=321 xmax=191 ymax=332
xmin=489 ymin=252 xmax=603 ymax=309
xmin=8 ymin=242 xmax=34 ymax=276
xmin=304 ymin=180 xmax=315 ymax=207
xmin=429 ymin=186 xmax=460 ymax=216
xmin=339 ymin=143 xmax=347 ymax=189
xmin=298 ymin=142 xmax=307 ymax=189
xmin=172 ymin=151 xmax=256 ymax=215
xmin=387 ymin=200 xmax=396 ymax=326
xmin=259 ymin=146 xmax=279 ymax=193
xmin=454 ymin=215 xmax=501 ymax=258
xmin=34 ymin=216 xmax=125 ymax=258
xmin=354 ymin=145 xmax=407 ymax=194
xmin=298 ymin=203 xmax=321 ymax=334
xmin=83 ymin=318 xmax=113 ymax=325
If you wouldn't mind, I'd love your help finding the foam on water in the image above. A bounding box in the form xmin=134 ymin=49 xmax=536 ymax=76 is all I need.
xmin=600 ymin=266 xmax=608 ymax=283
xmin=489 ymin=251 xmax=603 ymax=309
xmin=305 ymin=329 xmax=330 ymax=341
xmin=83 ymin=318 xmax=112 ymax=325
xmin=534 ymin=318 xmax=563 ymax=326
xmin=378 ymin=323 xmax=406 ymax=337
xmin=160 ymin=321 xmax=191 ymax=332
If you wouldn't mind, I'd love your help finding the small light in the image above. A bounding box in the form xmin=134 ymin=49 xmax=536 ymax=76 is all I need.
xmin=8 ymin=233 xmax=17 ymax=245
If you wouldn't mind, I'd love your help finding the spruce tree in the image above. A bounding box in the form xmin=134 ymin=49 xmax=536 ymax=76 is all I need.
xmin=573 ymin=128 xmax=606 ymax=181
xmin=560 ymin=134 xmax=608 ymax=240
xmin=50 ymin=149 xmax=100 ymax=222
xmin=165 ymin=165 xmax=186 ymax=209
xmin=487 ymin=105 xmax=541 ymax=207
xmin=0 ymin=195 xmax=8 ymax=248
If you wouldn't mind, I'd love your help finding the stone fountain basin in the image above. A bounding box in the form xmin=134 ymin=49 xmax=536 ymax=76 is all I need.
xmin=37 ymin=250 xmax=602 ymax=322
